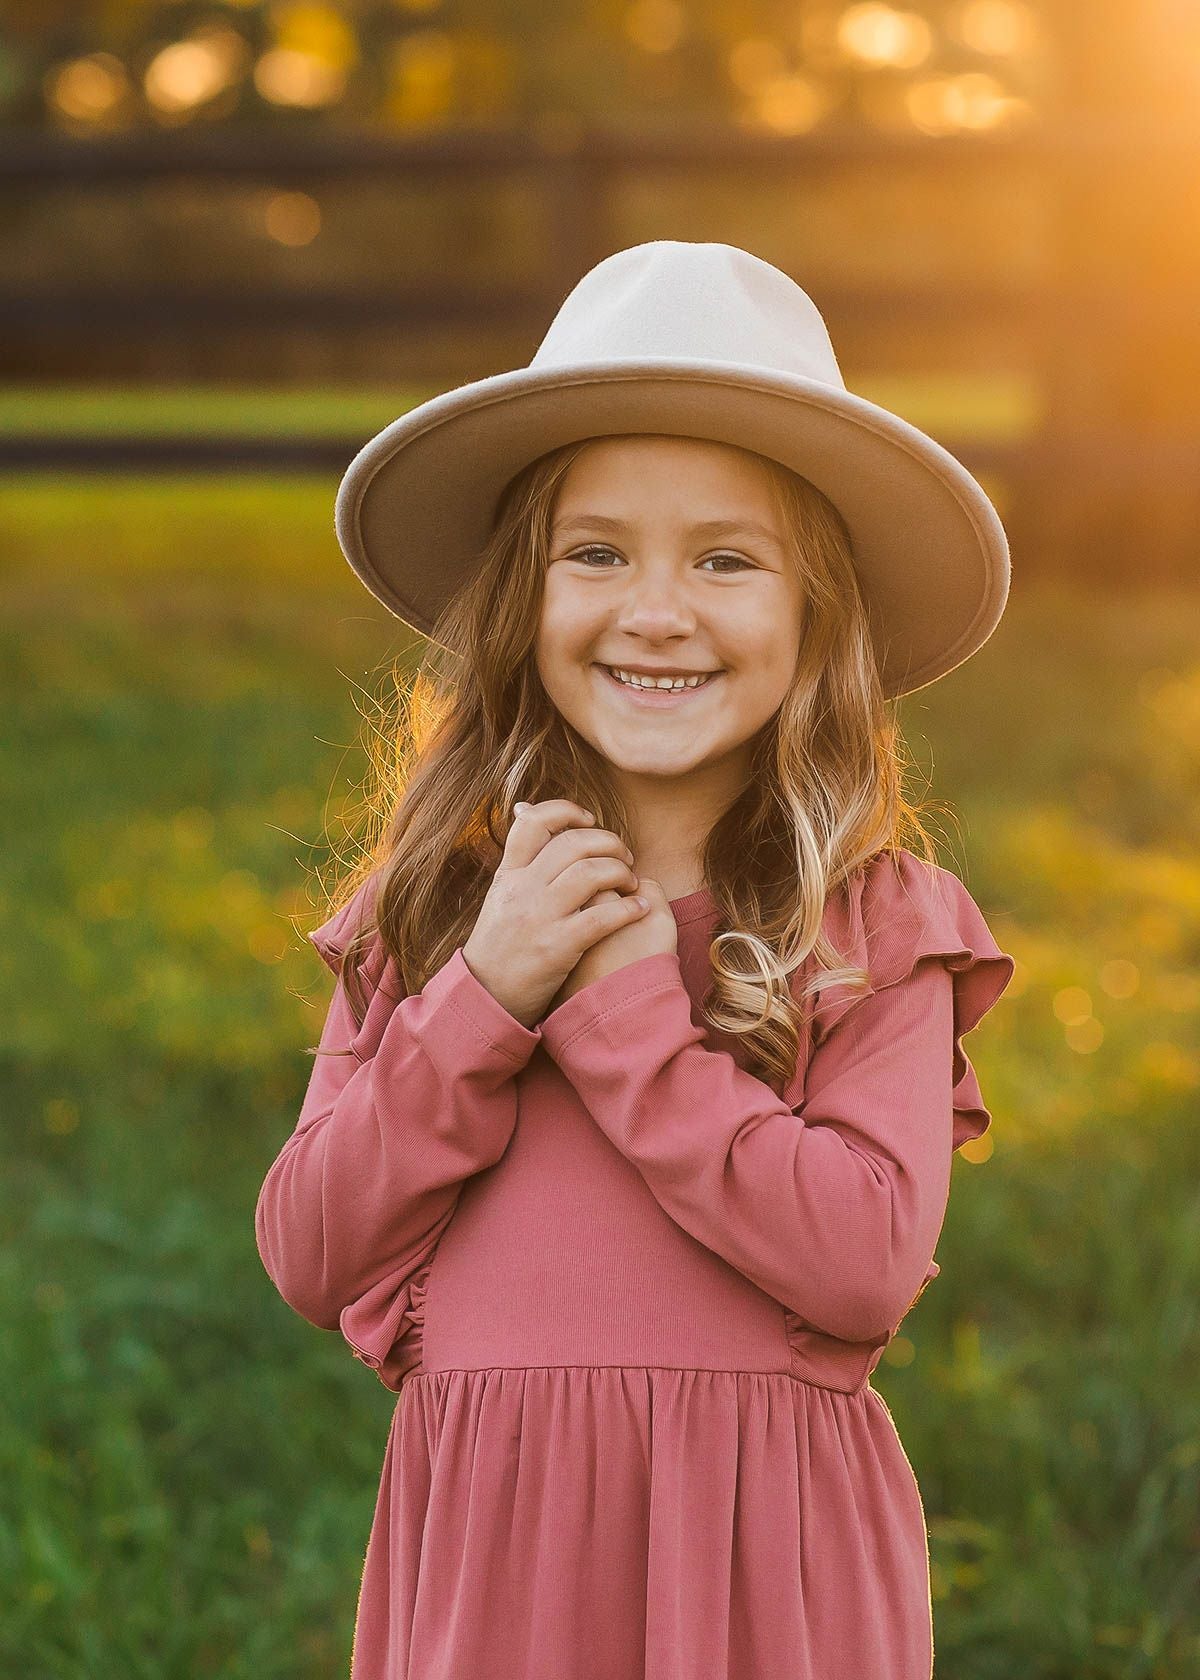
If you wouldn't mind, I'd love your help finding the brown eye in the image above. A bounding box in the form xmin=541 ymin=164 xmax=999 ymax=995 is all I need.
xmin=701 ymin=553 xmax=754 ymax=572
xmin=568 ymin=547 xmax=754 ymax=572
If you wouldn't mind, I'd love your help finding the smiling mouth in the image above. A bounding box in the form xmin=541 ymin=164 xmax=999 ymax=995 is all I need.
xmin=594 ymin=664 xmax=724 ymax=702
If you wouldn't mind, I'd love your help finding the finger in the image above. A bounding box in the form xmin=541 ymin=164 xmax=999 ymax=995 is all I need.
xmin=503 ymin=799 xmax=594 ymax=869
xmin=572 ymin=891 xmax=651 ymax=943
xmin=580 ymin=886 xmax=622 ymax=909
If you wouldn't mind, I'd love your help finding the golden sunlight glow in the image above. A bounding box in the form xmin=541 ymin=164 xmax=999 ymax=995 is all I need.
xmin=254 ymin=2 xmax=357 ymax=105
xmin=624 ymin=0 xmax=687 ymax=54
xmin=905 ymin=71 xmax=1031 ymax=133
xmin=144 ymin=30 xmax=248 ymax=113
xmin=1052 ymin=971 xmax=1114 ymax=1055
xmin=753 ymin=73 xmax=834 ymax=134
xmin=268 ymin=2 xmax=359 ymax=70
xmin=262 ymin=190 xmax=322 ymax=246
xmin=836 ymin=4 xmax=933 ymax=70
xmin=254 ymin=47 xmax=347 ymax=106
xmin=1138 ymin=1041 xmax=1200 ymax=1090
xmin=1133 ymin=906 xmax=1180 ymax=953
xmin=45 ymin=52 xmax=131 ymax=122
xmin=1053 ymin=986 xmax=1093 ymax=1027
xmin=958 ymin=1130 xmax=994 ymax=1164
xmin=794 ymin=7 xmax=854 ymax=73
xmin=728 ymin=38 xmax=788 ymax=96
xmin=1065 ymin=1017 xmax=1104 ymax=1054
xmin=384 ymin=31 xmax=456 ymax=126
xmin=1098 ymin=958 xmax=1140 ymax=1000
xmin=1161 ymin=971 xmax=1200 ymax=1013
xmin=952 ymin=0 xmax=1041 ymax=58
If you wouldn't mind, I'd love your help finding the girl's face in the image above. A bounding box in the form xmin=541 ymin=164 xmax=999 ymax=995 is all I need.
xmin=535 ymin=433 xmax=806 ymax=819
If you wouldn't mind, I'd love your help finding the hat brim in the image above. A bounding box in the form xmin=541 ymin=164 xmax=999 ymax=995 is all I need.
xmin=334 ymin=360 xmax=1010 ymax=699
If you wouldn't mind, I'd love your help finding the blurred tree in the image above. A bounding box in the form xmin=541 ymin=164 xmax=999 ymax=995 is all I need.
xmin=1005 ymin=0 xmax=1200 ymax=586
xmin=1 ymin=0 xmax=1048 ymax=135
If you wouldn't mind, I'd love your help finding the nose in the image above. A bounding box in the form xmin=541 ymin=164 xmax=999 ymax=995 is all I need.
xmin=613 ymin=576 xmax=697 ymax=634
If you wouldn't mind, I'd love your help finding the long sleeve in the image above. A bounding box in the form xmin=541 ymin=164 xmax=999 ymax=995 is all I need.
xmin=254 ymin=879 xmax=543 ymax=1385
xmin=538 ymin=851 xmax=1015 ymax=1346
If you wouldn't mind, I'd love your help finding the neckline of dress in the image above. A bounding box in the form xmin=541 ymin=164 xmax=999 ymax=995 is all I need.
xmin=668 ymin=887 xmax=718 ymax=925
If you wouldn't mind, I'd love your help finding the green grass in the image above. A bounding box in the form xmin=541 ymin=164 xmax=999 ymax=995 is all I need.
xmin=0 ymin=374 xmax=1038 ymax=443
xmin=1 ymin=468 xmax=1197 ymax=1677
xmin=0 ymin=385 xmax=440 ymax=439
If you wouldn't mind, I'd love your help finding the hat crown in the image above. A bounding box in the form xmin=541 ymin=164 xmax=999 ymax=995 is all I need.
xmin=530 ymin=240 xmax=847 ymax=390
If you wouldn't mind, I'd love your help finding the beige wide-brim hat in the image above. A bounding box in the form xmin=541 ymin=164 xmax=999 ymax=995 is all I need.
xmin=333 ymin=240 xmax=1010 ymax=699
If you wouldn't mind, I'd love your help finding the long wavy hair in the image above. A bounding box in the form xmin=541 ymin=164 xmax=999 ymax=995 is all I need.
xmin=307 ymin=435 xmax=941 ymax=1092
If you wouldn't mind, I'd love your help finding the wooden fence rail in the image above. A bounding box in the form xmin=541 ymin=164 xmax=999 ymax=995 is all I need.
xmin=3 ymin=122 xmax=1197 ymax=582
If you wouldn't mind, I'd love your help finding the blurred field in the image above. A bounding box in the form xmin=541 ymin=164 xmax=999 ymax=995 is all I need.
xmin=1 ymin=452 xmax=1198 ymax=1676
xmin=0 ymin=386 xmax=433 ymax=439
xmin=0 ymin=375 xmax=1037 ymax=443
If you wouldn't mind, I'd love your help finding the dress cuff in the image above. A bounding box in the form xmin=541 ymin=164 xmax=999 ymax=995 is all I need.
xmin=424 ymin=945 xmax=545 ymax=1067
xmin=539 ymin=951 xmax=685 ymax=1058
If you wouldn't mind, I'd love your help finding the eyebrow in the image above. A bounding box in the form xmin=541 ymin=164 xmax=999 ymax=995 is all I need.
xmin=551 ymin=513 xmax=784 ymax=550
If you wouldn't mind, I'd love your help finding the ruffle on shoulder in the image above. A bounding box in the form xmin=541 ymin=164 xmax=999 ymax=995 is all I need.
xmin=804 ymin=848 xmax=1016 ymax=1151
xmin=308 ymin=871 xmax=388 ymax=989
xmin=307 ymin=871 xmax=411 ymax=1059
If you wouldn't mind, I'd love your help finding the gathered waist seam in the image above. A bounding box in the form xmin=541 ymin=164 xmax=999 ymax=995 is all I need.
xmin=402 ymin=1362 xmax=863 ymax=1396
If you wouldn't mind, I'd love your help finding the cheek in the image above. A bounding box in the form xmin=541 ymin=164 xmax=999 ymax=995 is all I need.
xmin=536 ymin=586 xmax=592 ymax=656
xmin=729 ymin=611 xmax=797 ymax=676
xmin=734 ymin=631 xmax=800 ymax=711
xmin=533 ymin=623 xmax=592 ymax=709
xmin=750 ymin=606 xmax=802 ymax=671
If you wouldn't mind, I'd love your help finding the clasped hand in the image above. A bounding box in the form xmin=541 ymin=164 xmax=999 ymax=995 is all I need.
xmin=544 ymin=877 xmax=677 ymax=1014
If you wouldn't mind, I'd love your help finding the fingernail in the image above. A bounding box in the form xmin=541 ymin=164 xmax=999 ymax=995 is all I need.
xmin=514 ymin=801 xmax=529 ymax=813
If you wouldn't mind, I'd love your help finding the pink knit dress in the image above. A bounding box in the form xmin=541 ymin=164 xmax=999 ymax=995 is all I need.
xmin=255 ymin=847 xmax=1014 ymax=1680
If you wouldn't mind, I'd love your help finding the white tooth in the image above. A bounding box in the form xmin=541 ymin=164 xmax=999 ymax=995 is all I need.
xmin=607 ymin=666 xmax=714 ymax=690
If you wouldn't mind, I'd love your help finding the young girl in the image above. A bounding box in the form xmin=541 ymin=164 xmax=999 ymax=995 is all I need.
xmin=255 ymin=241 xmax=1015 ymax=1680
